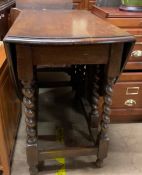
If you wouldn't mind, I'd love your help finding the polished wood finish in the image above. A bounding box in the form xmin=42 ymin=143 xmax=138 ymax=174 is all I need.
xmin=92 ymin=6 xmax=142 ymax=123
xmin=4 ymin=9 xmax=134 ymax=174
xmin=92 ymin=7 xmax=142 ymax=18
xmin=112 ymin=84 xmax=142 ymax=108
xmin=0 ymin=0 xmax=96 ymax=42
xmin=0 ymin=42 xmax=21 ymax=175
xmin=6 ymin=10 xmax=132 ymax=43
xmin=111 ymin=72 xmax=142 ymax=123
xmin=0 ymin=0 xmax=96 ymax=40
xmin=92 ymin=6 xmax=142 ymax=70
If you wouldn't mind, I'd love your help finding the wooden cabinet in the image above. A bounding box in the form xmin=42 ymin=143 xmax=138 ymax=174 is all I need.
xmin=73 ymin=0 xmax=87 ymax=9
xmin=92 ymin=6 xmax=142 ymax=122
xmin=0 ymin=0 xmax=15 ymax=40
xmin=0 ymin=42 xmax=21 ymax=175
xmin=89 ymin=0 xmax=96 ymax=9
xmin=111 ymin=73 xmax=142 ymax=122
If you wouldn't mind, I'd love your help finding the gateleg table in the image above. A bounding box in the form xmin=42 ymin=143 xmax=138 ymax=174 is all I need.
xmin=4 ymin=9 xmax=135 ymax=175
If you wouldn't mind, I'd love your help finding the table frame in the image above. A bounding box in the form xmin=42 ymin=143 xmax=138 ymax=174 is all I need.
xmin=4 ymin=40 xmax=134 ymax=175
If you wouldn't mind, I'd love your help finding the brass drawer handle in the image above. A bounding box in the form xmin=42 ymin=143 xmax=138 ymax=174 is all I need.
xmin=135 ymin=35 xmax=142 ymax=37
xmin=126 ymin=87 xmax=139 ymax=95
xmin=124 ymin=99 xmax=136 ymax=107
xmin=131 ymin=50 xmax=142 ymax=57
xmin=136 ymin=42 xmax=142 ymax=45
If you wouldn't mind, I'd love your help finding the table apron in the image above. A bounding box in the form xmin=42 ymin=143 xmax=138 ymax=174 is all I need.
xmin=31 ymin=44 xmax=109 ymax=65
xmin=15 ymin=43 xmax=124 ymax=81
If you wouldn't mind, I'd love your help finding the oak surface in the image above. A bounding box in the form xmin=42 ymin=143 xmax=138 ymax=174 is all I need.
xmin=5 ymin=10 xmax=134 ymax=44
xmin=92 ymin=6 xmax=142 ymax=18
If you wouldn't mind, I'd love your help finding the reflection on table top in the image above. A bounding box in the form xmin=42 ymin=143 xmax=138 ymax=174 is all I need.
xmin=4 ymin=9 xmax=135 ymax=45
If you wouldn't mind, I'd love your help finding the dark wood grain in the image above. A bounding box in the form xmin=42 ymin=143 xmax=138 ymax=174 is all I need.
xmin=92 ymin=6 xmax=142 ymax=123
xmin=4 ymin=9 xmax=135 ymax=175
xmin=5 ymin=10 xmax=134 ymax=44
xmin=92 ymin=6 xmax=142 ymax=18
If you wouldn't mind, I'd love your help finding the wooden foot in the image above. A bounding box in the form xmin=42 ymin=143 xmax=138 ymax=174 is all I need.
xmin=38 ymin=161 xmax=44 ymax=170
xmin=29 ymin=166 xmax=38 ymax=175
xmin=95 ymin=158 xmax=103 ymax=168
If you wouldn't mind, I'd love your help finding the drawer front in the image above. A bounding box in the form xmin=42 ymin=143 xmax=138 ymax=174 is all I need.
xmin=112 ymin=73 xmax=142 ymax=108
xmin=111 ymin=108 xmax=142 ymax=123
xmin=118 ymin=72 xmax=142 ymax=82
xmin=124 ymin=29 xmax=142 ymax=70
xmin=125 ymin=44 xmax=142 ymax=70
xmin=107 ymin=18 xmax=142 ymax=28
xmin=126 ymin=28 xmax=142 ymax=36
xmin=32 ymin=44 xmax=109 ymax=65
xmin=125 ymin=62 xmax=142 ymax=70
xmin=112 ymin=82 xmax=142 ymax=108
xmin=129 ymin=44 xmax=142 ymax=62
xmin=105 ymin=20 xmax=142 ymax=69
xmin=126 ymin=29 xmax=142 ymax=42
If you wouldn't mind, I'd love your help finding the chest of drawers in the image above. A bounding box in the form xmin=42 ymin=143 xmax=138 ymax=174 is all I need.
xmin=92 ymin=6 xmax=142 ymax=122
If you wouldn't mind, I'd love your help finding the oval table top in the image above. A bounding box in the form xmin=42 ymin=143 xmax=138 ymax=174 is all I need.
xmin=4 ymin=9 xmax=135 ymax=45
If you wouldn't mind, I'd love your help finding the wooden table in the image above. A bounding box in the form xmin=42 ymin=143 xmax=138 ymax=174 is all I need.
xmin=4 ymin=9 xmax=135 ymax=175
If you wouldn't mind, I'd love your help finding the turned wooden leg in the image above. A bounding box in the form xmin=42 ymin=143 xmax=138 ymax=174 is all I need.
xmin=89 ymin=65 xmax=100 ymax=143
xmin=22 ymin=81 xmax=38 ymax=175
xmin=95 ymin=78 xmax=114 ymax=168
